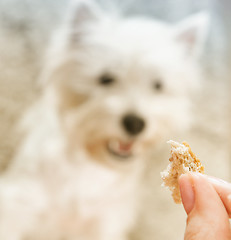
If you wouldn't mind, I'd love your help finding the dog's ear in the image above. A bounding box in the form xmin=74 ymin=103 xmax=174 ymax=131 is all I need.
xmin=67 ymin=0 xmax=103 ymax=40
xmin=173 ymin=12 xmax=210 ymax=58
xmin=70 ymin=0 xmax=102 ymax=25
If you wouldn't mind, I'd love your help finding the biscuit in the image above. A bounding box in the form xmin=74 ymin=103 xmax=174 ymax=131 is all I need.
xmin=161 ymin=140 xmax=204 ymax=203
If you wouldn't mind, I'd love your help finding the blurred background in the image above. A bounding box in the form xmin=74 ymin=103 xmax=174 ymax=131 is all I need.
xmin=0 ymin=0 xmax=230 ymax=239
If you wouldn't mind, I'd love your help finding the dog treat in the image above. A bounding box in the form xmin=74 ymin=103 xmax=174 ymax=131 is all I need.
xmin=161 ymin=140 xmax=204 ymax=203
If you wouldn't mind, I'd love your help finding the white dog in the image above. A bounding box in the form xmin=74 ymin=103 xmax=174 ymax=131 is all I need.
xmin=1 ymin=1 xmax=208 ymax=239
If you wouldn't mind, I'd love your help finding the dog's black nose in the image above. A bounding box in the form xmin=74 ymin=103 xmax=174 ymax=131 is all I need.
xmin=122 ymin=114 xmax=145 ymax=135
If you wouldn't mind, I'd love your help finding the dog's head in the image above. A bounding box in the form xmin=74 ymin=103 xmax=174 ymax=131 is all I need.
xmin=42 ymin=0 xmax=208 ymax=166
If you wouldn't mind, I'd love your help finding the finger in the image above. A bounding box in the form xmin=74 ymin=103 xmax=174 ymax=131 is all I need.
xmin=180 ymin=173 xmax=231 ymax=240
xmin=203 ymin=174 xmax=231 ymax=218
xmin=179 ymin=174 xmax=194 ymax=214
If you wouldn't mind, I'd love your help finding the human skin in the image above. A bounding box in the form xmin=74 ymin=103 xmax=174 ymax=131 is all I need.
xmin=179 ymin=173 xmax=231 ymax=240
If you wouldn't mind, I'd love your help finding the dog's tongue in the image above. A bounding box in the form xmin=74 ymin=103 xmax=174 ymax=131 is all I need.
xmin=108 ymin=139 xmax=133 ymax=158
xmin=119 ymin=142 xmax=133 ymax=152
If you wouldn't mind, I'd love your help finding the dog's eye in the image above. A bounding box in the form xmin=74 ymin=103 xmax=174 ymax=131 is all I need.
xmin=98 ymin=74 xmax=115 ymax=86
xmin=153 ymin=79 xmax=163 ymax=91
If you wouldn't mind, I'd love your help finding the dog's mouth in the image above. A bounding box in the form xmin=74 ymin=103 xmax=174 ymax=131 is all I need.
xmin=106 ymin=139 xmax=134 ymax=159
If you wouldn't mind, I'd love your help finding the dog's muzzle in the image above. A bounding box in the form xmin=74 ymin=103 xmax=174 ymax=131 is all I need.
xmin=106 ymin=114 xmax=145 ymax=159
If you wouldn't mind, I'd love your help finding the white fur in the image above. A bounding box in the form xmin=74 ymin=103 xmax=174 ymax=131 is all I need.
xmin=0 ymin=1 xmax=208 ymax=239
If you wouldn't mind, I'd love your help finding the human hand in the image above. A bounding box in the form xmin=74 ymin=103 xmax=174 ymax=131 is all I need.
xmin=179 ymin=173 xmax=231 ymax=240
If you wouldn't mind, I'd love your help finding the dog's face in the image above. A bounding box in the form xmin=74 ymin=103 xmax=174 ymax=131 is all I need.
xmin=43 ymin=1 xmax=208 ymax=167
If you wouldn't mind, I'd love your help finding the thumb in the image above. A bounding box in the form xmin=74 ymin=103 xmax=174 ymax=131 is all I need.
xmin=179 ymin=173 xmax=231 ymax=240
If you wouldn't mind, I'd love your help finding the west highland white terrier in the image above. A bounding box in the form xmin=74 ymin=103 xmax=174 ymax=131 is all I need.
xmin=1 ymin=0 xmax=208 ymax=239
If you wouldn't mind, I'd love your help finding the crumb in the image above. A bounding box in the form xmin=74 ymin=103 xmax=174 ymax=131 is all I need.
xmin=161 ymin=140 xmax=204 ymax=203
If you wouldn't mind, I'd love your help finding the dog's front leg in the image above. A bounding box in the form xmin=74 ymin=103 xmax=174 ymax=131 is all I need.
xmin=0 ymin=177 xmax=47 ymax=240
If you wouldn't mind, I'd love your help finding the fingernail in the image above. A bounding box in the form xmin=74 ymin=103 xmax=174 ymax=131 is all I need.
xmin=228 ymin=194 xmax=231 ymax=202
xmin=179 ymin=173 xmax=195 ymax=214
xmin=206 ymin=175 xmax=230 ymax=186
